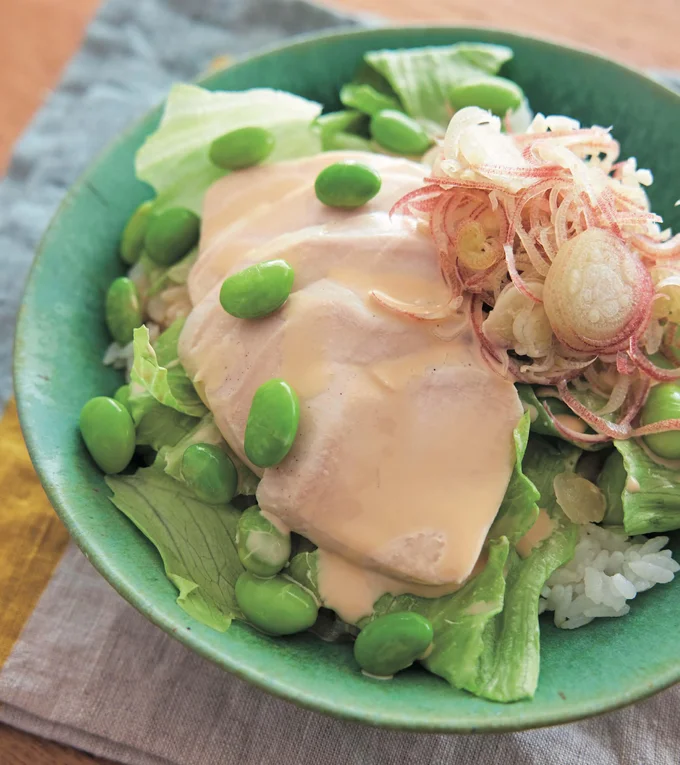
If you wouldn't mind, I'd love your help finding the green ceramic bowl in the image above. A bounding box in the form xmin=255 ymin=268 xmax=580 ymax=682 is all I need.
xmin=14 ymin=27 xmax=680 ymax=733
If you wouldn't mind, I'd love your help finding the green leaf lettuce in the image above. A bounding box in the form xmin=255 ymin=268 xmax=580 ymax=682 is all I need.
xmin=106 ymin=467 xmax=245 ymax=630
xmin=360 ymin=432 xmax=579 ymax=702
xmin=129 ymin=325 xmax=207 ymax=422
xmin=136 ymin=84 xmax=323 ymax=213
xmin=606 ymin=439 xmax=680 ymax=535
xmin=516 ymin=384 xmax=608 ymax=452
xmin=488 ymin=411 xmax=540 ymax=543
xmin=159 ymin=413 xmax=259 ymax=497
xmin=363 ymin=43 xmax=514 ymax=130
xmin=461 ymin=435 xmax=578 ymax=701
xmin=135 ymin=403 xmax=197 ymax=451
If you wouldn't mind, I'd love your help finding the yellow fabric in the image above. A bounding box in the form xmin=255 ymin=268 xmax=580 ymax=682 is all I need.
xmin=0 ymin=399 xmax=69 ymax=667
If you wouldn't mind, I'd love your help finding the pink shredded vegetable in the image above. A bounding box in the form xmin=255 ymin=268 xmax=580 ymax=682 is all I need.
xmin=385 ymin=106 xmax=680 ymax=445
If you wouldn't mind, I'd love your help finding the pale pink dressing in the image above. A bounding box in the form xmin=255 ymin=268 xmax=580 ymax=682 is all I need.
xmin=554 ymin=413 xmax=588 ymax=434
xmin=516 ymin=508 xmax=555 ymax=559
xmin=522 ymin=400 xmax=539 ymax=422
xmin=625 ymin=476 xmax=641 ymax=493
xmin=179 ymin=151 xmax=523 ymax=620
xmin=316 ymin=548 xmax=487 ymax=624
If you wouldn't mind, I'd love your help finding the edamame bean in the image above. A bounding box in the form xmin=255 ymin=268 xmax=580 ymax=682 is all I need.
xmin=244 ymin=379 xmax=299 ymax=468
xmin=209 ymin=126 xmax=275 ymax=170
xmin=354 ymin=612 xmax=433 ymax=678
xmin=640 ymin=383 xmax=680 ymax=459
xmin=449 ymin=76 xmax=524 ymax=117
xmin=120 ymin=200 xmax=154 ymax=265
xmin=237 ymin=506 xmax=291 ymax=577
xmin=79 ymin=396 xmax=135 ymax=474
xmin=314 ymin=161 xmax=382 ymax=209
xmin=105 ymin=277 xmax=142 ymax=345
xmin=315 ymin=110 xmax=370 ymax=152
xmin=315 ymin=109 xmax=364 ymax=135
xmin=324 ymin=132 xmax=373 ymax=153
xmin=339 ymin=84 xmax=401 ymax=116
xmin=181 ymin=443 xmax=238 ymax=504
xmin=219 ymin=260 xmax=295 ymax=319
xmin=286 ymin=551 xmax=319 ymax=599
xmin=235 ymin=572 xmax=318 ymax=635
xmin=369 ymin=110 xmax=432 ymax=156
xmin=286 ymin=550 xmax=321 ymax=600
xmin=114 ymin=384 xmax=132 ymax=413
xmin=648 ymin=352 xmax=675 ymax=370
xmin=144 ymin=207 xmax=200 ymax=267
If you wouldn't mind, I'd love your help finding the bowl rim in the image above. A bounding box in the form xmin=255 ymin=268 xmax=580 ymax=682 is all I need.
xmin=14 ymin=24 xmax=680 ymax=733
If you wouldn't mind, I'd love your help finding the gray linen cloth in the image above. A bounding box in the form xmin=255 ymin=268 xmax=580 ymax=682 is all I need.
xmin=1 ymin=1 xmax=679 ymax=763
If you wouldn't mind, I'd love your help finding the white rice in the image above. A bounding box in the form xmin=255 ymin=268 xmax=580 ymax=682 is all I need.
xmin=103 ymin=340 xmax=134 ymax=374
xmin=539 ymin=523 xmax=679 ymax=630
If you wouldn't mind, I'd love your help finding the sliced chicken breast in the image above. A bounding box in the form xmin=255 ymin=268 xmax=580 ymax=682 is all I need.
xmin=179 ymin=152 xmax=522 ymax=586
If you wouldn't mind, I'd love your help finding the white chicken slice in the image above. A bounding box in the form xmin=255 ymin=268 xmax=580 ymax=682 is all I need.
xmin=188 ymin=151 xmax=427 ymax=304
xmin=179 ymin=152 xmax=522 ymax=587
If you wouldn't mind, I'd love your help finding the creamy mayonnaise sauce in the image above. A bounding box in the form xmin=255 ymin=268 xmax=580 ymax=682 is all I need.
xmin=554 ymin=412 xmax=588 ymax=435
xmin=179 ymin=151 xmax=523 ymax=622
xmin=516 ymin=508 xmax=555 ymax=559
xmin=316 ymin=548 xmax=488 ymax=624
xmin=625 ymin=476 xmax=641 ymax=493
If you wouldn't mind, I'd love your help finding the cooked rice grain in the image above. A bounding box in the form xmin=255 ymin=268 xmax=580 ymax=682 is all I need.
xmin=539 ymin=524 xmax=679 ymax=629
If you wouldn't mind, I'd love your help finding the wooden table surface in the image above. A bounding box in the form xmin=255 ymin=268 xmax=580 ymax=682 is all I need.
xmin=1 ymin=0 xmax=677 ymax=761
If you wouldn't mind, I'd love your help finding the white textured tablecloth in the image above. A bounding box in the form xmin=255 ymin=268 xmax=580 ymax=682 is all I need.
xmin=1 ymin=1 xmax=678 ymax=762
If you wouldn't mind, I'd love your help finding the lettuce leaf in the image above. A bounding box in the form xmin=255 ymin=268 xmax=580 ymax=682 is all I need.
xmin=488 ymin=411 xmax=540 ymax=543
xmin=350 ymin=421 xmax=539 ymax=699
xmin=352 ymin=61 xmax=397 ymax=98
xmin=607 ymin=439 xmax=680 ymax=535
xmin=290 ymin=539 xmax=509 ymax=688
xmin=468 ymin=517 xmax=575 ymax=701
xmin=522 ymin=435 xmax=582 ymax=508
xmin=366 ymin=538 xmax=510 ymax=690
xmin=106 ymin=467 xmax=244 ymax=630
xmin=517 ymin=384 xmax=608 ymax=452
xmin=136 ymin=85 xmax=323 ymax=213
xmin=289 ymin=430 xmax=577 ymax=701
xmin=598 ymin=450 xmax=626 ymax=525
xmin=419 ymin=539 xmax=510 ymax=690
xmin=147 ymin=248 xmax=198 ymax=298
xmin=459 ymin=435 xmax=578 ymax=701
xmin=136 ymin=403 xmax=197 ymax=451
xmin=441 ymin=437 xmax=577 ymax=701
xmin=304 ymin=419 xmax=553 ymax=700
xmin=152 ymin=318 xmax=186 ymax=367
xmin=287 ymin=540 xmax=507 ymax=687
xmin=159 ymin=413 xmax=259 ymax=497
xmin=364 ymin=43 xmax=513 ymax=129
xmin=129 ymin=325 xmax=207 ymax=422
xmin=141 ymin=319 xmax=258 ymax=494
xmin=284 ymin=426 xmax=578 ymax=701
